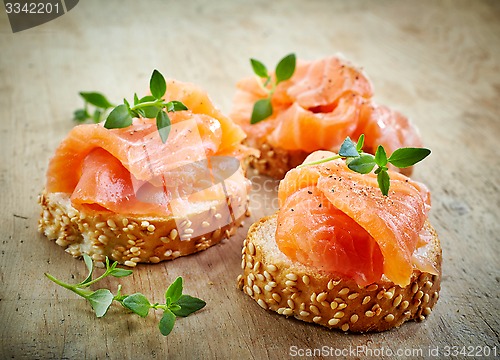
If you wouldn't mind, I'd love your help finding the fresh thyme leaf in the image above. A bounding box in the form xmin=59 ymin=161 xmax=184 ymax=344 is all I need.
xmin=338 ymin=137 xmax=359 ymax=157
xmin=374 ymin=145 xmax=388 ymax=167
xmin=142 ymin=105 xmax=161 ymax=119
xmin=166 ymin=100 xmax=188 ymax=112
xmin=86 ymin=289 xmax=114 ymax=318
xmin=159 ymin=309 xmax=176 ymax=336
xmin=165 ymin=277 xmax=183 ymax=303
xmin=150 ymin=69 xmax=167 ymax=100
xmin=377 ymin=169 xmax=390 ymax=196
xmin=388 ymin=147 xmax=431 ymax=168
xmin=156 ymin=111 xmax=171 ymax=143
xmin=251 ymin=98 xmax=273 ymax=124
xmin=275 ymin=53 xmax=296 ymax=84
xmin=250 ymin=58 xmax=269 ymax=78
xmin=92 ymin=109 xmax=102 ymax=123
xmin=139 ymin=95 xmax=156 ymax=103
xmin=347 ymin=153 xmax=376 ymax=174
xmin=74 ymin=109 xmax=90 ymax=122
xmin=133 ymin=93 xmax=139 ymax=106
xmin=356 ymin=134 xmax=365 ymax=152
xmin=79 ymin=254 xmax=94 ymax=286
xmin=104 ymin=104 xmax=133 ymax=129
xmin=171 ymin=294 xmax=206 ymax=317
xmin=79 ymin=92 xmax=114 ymax=109
xmin=109 ymin=267 xmax=133 ymax=278
xmin=122 ymin=293 xmax=151 ymax=317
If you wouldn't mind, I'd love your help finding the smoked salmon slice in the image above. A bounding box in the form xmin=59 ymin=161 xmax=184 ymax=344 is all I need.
xmin=276 ymin=151 xmax=435 ymax=287
xmin=231 ymin=55 xmax=423 ymax=175
xmin=46 ymin=80 xmax=253 ymax=218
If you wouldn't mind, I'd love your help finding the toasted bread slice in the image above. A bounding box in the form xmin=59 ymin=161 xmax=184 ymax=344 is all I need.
xmin=39 ymin=191 xmax=248 ymax=267
xmin=238 ymin=214 xmax=441 ymax=332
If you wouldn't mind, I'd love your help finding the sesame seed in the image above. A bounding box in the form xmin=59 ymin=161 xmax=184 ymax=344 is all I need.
xmin=127 ymin=224 xmax=135 ymax=231
xmin=423 ymin=307 xmax=432 ymax=315
xmin=107 ymin=219 xmax=116 ymax=228
xmin=272 ymin=293 xmax=281 ymax=302
xmin=415 ymin=290 xmax=424 ymax=300
xmin=96 ymin=222 xmax=106 ymax=229
xmin=310 ymin=293 xmax=317 ymax=303
xmin=252 ymin=285 xmax=261 ymax=294
xmin=202 ymin=221 xmax=210 ymax=228
xmin=313 ymin=316 xmax=322 ymax=323
xmin=183 ymin=228 xmax=194 ymax=234
xmin=267 ymin=264 xmax=278 ymax=273
xmin=309 ymin=305 xmax=320 ymax=315
xmin=383 ymin=291 xmax=394 ymax=300
xmin=316 ymin=292 xmax=327 ymax=302
xmin=247 ymin=242 xmax=255 ymax=255
xmin=330 ymin=301 xmax=338 ymax=310
xmin=277 ymin=307 xmax=285 ymax=315
xmin=140 ymin=221 xmax=149 ymax=228
xmin=384 ymin=314 xmax=395 ymax=322
xmin=423 ymin=293 xmax=430 ymax=304
xmin=365 ymin=310 xmax=374 ymax=317
xmin=256 ymin=274 xmax=265 ymax=282
xmin=130 ymin=257 xmax=141 ymax=263
xmin=302 ymin=275 xmax=310 ymax=285
xmin=246 ymin=286 xmax=254 ymax=297
xmin=433 ymin=291 xmax=439 ymax=300
xmin=393 ymin=294 xmax=403 ymax=307
xmin=124 ymin=260 xmax=137 ymax=267
xmin=130 ymin=247 xmax=140 ymax=253
xmin=264 ymin=285 xmax=272 ymax=292
xmin=362 ymin=296 xmax=371 ymax=305
xmin=213 ymin=228 xmax=222 ymax=238
xmin=286 ymin=273 xmax=298 ymax=281
xmin=334 ymin=311 xmax=345 ymax=319
xmin=172 ymin=251 xmax=181 ymax=258
xmin=285 ymin=280 xmax=297 ymax=287
xmin=127 ymin=234 xmax=137 ymax=240
xmin=283 ymin=308 xmax=293 ymax=316
xmin=147 ymin=224 xmax=156 ymax=233
xmin=350 ymin=314 xmax=359 ymax=324
xmin=401 ymin=300 xmax=409 ymax=310
xmin=341 ymin=323 xmax=349 ymax=332
xmin=328 ymin=318 xmax=340 ymax=326
xmin=180 ymin=234 xmax=192 ymax=241
xmin=348 ymin=293 xmax=359 ymax=300
xmin=257 ymin=299 xmax=268 ymax=309
xmin=376 ymin=290 xmax=384 ymax=299
xmin=411 ymin=283 xmax=419 ymax=294
xmin=214 ymin=213 xmax=222 ymax=220
xmin=149 ymin=256 xmax=160 ymax=263
xmin=160 ymin=237 xmax=169 ymax=244
xmin=268 ymin=281 xmax=277 ymax=288
xmin=164 ymin=250 xmax=173 ymax=257
xmin=366 ymin=284 xmax=378 ymax=292
xmin=253 ymin=261 xmax=261 ymax=272
xmin=169 ymin=229 xmax=178 ymax=240
xmin=338 ymin=288 xmax=350 ymax=296
xmin=299 ymin=311 xmax=310 ymax=317
xmin=122 ymin=218 xmax=129 ymax=226
xmin=98 ymin=235 xmax=108 ymax=244
xmin=246 ymin=261 xmax=253 ymax=269
xmin=263 ymin=271 xmax=272 ymax=280
xmin=287 ymin=299 xmax=295 ymax=309
xmin=240 ymin=259 xmax=245 ymax=269
xmin=424 ymin=281 xmax=433 ymax=289
xmin=337 ymin=303 xmax=347 ymax=310
xmin=249 ymin=273 xmax=256 ymax=281
xmin=419 ymin=315 xmax=425 ymax=321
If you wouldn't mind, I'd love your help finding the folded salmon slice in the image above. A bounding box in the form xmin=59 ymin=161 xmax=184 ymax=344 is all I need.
xmin=276 ymin=151 xmax=434 ymax=287
xmin=46 ymin=80 xmax=252 ymax=218
xmin=231 ymin=55 xmax=422 ymax=171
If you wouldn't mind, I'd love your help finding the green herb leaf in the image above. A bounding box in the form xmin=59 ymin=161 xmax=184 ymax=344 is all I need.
xmin=133 ymin=93 xmax=139 ymax=106
xmin=110 ymin=268 xmax=133 ymax=278
xmin=150 ymin=70 xmax=167 ymax=100
xmin=122 ymin=293 xmax=151 ymax=318
xmin=172 ymin=294 xmax=206 ymax=317
xmin=356 ymin=134 xmax=365 ymax=152
xmin=86 ymin=289 xmax=114 ymax=318
xmin=156 ymin=111 xmax=171 ymax=143
xmin=166 ymin=100 xmax=188 ymax=112
xmin=338 ymin=137 xmax=359 ymax=157
xmin=104 ymin=104 xmax=133 ymax=129
xmin=165 ymin=277 xmax=183 ymax=303
xmin=377 ymin=169 xmax=391 ymax=196
xmin=79 ymin=92 xmax=114 ymax=109
xmin=250 ymin=58 xmax=269 ymax=78
xmin=374 ymin=145 xmax=387 ymax=167
xmin=92 ymin=109 xmax=102 ymax=123
xmin=347 ymin=153 xmax=376 ymax=174
xmin=251 ymin=98 xmax=273 ymax=124
xmin=79 ymin=254 xmax=94 ymax=286
xmin=139 ymin=95 xmax=156 ymax=103
xmin=74 ymin=109 xmax=90 ymax=122
xmin=388 ymin=147 xmax=431 ymax=168
xmin=275 ymin=53 xmax=296 ymax=84
xmin=142 ymin=106 xmax=161 ymax=119
xmin=159 ymin=309 xmax=176 ymax=336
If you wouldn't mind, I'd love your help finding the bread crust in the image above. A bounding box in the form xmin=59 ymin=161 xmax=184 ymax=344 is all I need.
xmin=39 ymin=191 xmax=249 ymax=267
xmin=238 ymin=214 xmax=441 ymax=332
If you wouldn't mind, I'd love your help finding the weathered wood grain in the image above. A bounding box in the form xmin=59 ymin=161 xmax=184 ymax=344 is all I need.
xmin=1 ymin=0 xmax=499 ymax=359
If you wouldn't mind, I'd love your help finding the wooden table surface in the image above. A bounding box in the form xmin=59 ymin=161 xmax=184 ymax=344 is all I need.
xmin=1 ymin=0 xmax=499 ymax=359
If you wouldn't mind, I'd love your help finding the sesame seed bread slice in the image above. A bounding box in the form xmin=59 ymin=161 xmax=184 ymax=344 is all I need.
xmin=237 ymin=214 xmax=441 ymax=332
xmin=39 ymin=191 xmax=249 ymax=267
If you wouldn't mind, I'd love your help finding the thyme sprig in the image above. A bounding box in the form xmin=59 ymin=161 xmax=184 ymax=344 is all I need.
xmin=45 ymin=254 xmax=205 ymax=336
xmin=298 ymin=134 xmax=431 ymax=196
xmin=249 ymin=53 xmax=296 ymax=124
xmin=74 ymin=70 xmax=187 ymax=143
